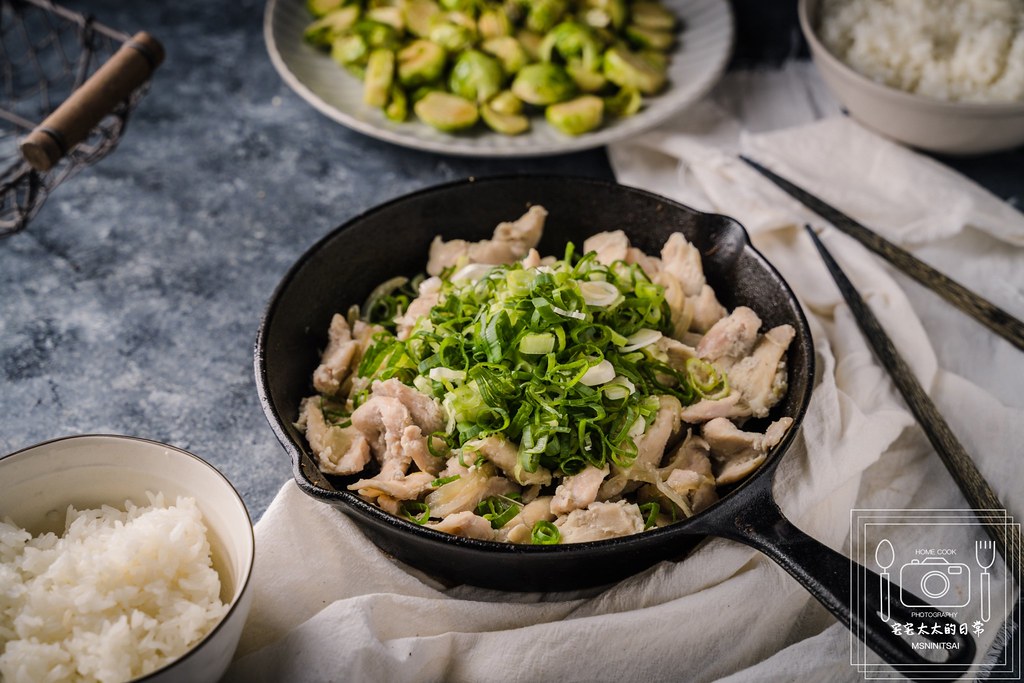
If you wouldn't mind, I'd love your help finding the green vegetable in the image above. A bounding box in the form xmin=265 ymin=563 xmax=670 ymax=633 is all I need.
xmin=478 ymin=8 xmax=512 ymax=38
xmin=331 ymin=34 xmax=369 ymax=68
xmin=397 ymin=39 xmax=447 ymax=87
xmin=525 ymin=0 xmax=567 ymax=33
xmin=565 ymin=61 xmax=607 ymax=92
xmin=402 ymin=501 xmax=431 ymax=524
xmin=448 ymin=50 xmax=504 ymax=102
xmin=428 ymin=19 xmax=475 ymax=51
xmin=353 ymin=245 xmax=714 ymax=477
xmin=488 ymin=89 xmax=524 ymax=114
xmin=477 ymin=495 xmax=522 ymax=528
xmin=686 ymin=357 xmax=729 ymax=399
xmin=304 ymin=7 xmax=361 ymax=48
xmin=539 ymin=22 xmax=601 ymax=71
xmin=581 ymin=0 xmax=626 ymax=30
xmin=531 ymin=520 xmax=561 ymax=544
xmin=481 ymin=36 xmax=528 ymax=75
xmin=364 ymin=49 xmax=396 ymax=107
xmin=481 ymin=102 xmax=530 ymax=134
xmin=511 ymin=63 xmax=576 ymax=105
xmin=602 ymin=44 xmax=665 ymax=94
xmin=604 ymin=86 xmax=641 ymax=117
xmin=307 ymin=0 xmax=347 ymax=19
xmin=431 ymin=474 xmax=461 ymax=486
xmin=404 ymin=0 xmax=442 ymax=37
xmin=624 ymin=24 xmax=675 ymax=51
xmin=385 ymin=83 xmax=409 ymax=121
xmin=545 ymin=94 xmax=603 ymax=135
xmin=515 ymin=29 xmax=545 ymax=60
xmin=353 ymin=19 xmax=402 ymax=49
xmin=630 ymin=1 xmax=677 ymax=31
xmin=638 ymin=501 xmax=659 ymax=530
xmin=414 ymin=91 xmax=480 ymax=130
xmin=367 ymin=6 xmax=405 ymax=31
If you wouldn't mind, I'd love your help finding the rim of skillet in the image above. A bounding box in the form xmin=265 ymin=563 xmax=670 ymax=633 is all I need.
xmin=254 ymin=174 xmax=815 ymax=556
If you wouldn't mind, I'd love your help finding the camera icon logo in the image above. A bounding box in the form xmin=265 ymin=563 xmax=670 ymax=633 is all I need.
xmin=899 ymin=557 xmax=971 ymax=608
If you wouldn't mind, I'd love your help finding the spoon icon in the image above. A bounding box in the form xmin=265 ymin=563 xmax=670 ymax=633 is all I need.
xmin=876 ymin=539 xmax=895 ymax=622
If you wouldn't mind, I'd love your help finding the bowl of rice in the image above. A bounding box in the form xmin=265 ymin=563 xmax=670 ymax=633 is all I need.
xmin=799 ymin=0 xmax=1024 ymax=155
xmin=0 ymin=435 xmax=255 ymax=683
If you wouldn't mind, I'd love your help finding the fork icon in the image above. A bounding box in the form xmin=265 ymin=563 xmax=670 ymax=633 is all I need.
xmin=976 ymin=540 xmax=996 ymax=623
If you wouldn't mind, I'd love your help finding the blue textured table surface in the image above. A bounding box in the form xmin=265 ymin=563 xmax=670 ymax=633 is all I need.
xmin=1 ymin=0 xmax=1020 ymax=521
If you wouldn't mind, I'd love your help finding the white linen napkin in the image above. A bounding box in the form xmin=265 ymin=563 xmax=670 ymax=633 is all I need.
xmin=227 ymin=71 xmax=1024 ymax=682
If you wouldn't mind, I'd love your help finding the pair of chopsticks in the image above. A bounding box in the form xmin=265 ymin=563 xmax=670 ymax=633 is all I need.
xmin=742 ymin=156 xmax=1023 ymax=582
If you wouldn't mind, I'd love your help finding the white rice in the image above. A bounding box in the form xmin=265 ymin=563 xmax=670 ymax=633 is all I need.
xmin=819 ymin=0 xmax=1024 ymax=102
xmin=0 ymin=493 xmax=228 ymax=683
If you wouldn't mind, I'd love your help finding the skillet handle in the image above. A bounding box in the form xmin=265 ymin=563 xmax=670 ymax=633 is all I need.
xmin=717 ymin=486 xmax=976 ymax=679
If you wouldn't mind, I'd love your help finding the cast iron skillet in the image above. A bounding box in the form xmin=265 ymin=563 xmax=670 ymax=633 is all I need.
xmin=255 ymin=176 xmax=974 ymax=676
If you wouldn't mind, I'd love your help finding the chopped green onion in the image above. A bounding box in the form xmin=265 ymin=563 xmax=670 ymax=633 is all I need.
xmin=519 ymin=332 xmax=555 ymax=355
xmin=686 ymin=357 xmax=730 ymax=399
xmin=639 ymin=501 xmax=660 ymax=530
xmin=401 ymin=501 xmax=431 ymax=525
xmin=531 ymin=520 xmax=561 ymax=545
xmin=476 ymin=495 xmax=522 ymax=529
xmin=431 ymin=474 xmax=461 ymax=487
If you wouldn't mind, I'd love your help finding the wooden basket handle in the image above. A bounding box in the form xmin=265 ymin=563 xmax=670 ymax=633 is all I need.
xmin=19 ymin=31 xmax=165 ymax=172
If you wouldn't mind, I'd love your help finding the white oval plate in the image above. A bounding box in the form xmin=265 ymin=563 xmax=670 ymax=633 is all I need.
xmin=264 ymin=0 xmax=733 ymax=157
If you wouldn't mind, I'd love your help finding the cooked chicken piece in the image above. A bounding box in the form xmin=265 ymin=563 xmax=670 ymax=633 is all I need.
xmin=400 ymin=425 xmax=444 ymax=476
xmin=599 ymin=396 xmax=681 ymax=499
xmin=551 ymin=465 xmax=609 ymax=514
xmin=653 ymin=271 xmax=693 ymax=340
xmin=351 ymin=396 xmax=416 ymax=479
xmin=369 ymin=379 xmax=446 ymax=435
xmin=299 ymin=396 xmax=372 ymax=475
xmin=679 ymin=393 xmax=751 ymax=424
xmin=654 ymin=335 xmax=698 ymax=372
xmin=727 ymin=324 xmax=795 ymax=419
xmin=395 ymin=277 xmax=442 ymax=340
xmin=312 ymin=317 xmax=381 ymax=396
xmin=688 ymin=284 xmax=727 ymax=333
xmin=439 ymin=454 xmax=471 ymax=479
xmin=696 ymin=306 xmax=762 ymax=368
xmin=427 ymin=511 xmax=496 ymax=541
xmin=376 ymin=495 xmax=401 ymax=515
xmin=426 ymin=206 xmax=547 ymax=276
xmin=583 ymin=230 xmax=629 ymax=265
xmin=625 ymin=247 xmax=661 ymax=277
xmin=466 ymin=435 xmax=552 ymax=486
xmin=501 ymin=496 xmax=555 ymax=543
xmin=660 ymin=233 xmax=705 ymax=297
xmin=702 ymin=416 xmax=793 ymax=484
xmin=556 ymin=501 xmax=645 ymax=543
xmin=521 ymin=247 xmax=542 ymax=269
xmin=425 ymin=463 xmax=517 ymax=517
xmin=660 ymin=432 xmax=718 ymax=514
xmin=348 ymin=471 xmax=435 ymax=500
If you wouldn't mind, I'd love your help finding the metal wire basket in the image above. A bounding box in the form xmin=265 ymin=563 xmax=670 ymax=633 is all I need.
xmin=0 ymin=0 xmax=162 ymax=237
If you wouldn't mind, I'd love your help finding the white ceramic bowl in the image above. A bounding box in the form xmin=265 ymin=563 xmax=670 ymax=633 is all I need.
xmin=799 ymin=0 xmax=1024 ymax=155
xmin=0 ymin=435 xmax=255 ymax=683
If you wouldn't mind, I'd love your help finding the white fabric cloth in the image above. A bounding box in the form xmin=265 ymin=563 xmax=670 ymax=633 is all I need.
xmin=227 ymin=66 xmax=1024 ymax=682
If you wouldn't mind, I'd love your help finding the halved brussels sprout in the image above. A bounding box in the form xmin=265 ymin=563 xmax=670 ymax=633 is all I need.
xmin=481 ymin=36 xmax=529 ymax=75
xmin=604 ymin=86 xmax=641 ymax=117
xmin=367 ymin=6 xmax=405 ymax=30
xmin=307 ymin=0 xmax=347 ymax=18
xmin=515 ymin=29 xmax=545 ymax=61
xmin=581 ymin=0 xmax=626 ymax=30
xmin=385 ymin=84 xmax=409 ymax=121
xmin=352 ymin=19 xmax=401 ymax=49
xmin=481 ymin=103 xmax=530 ymax=134
xmin=404 ymin=0 xmax=441 ymax=37
xmin=566 ymin=61 xmax=607 ymax=92
xmin=331 ymin=34 xmax=369 ymax=68
xmin=629 ymin=1 xmax=677 ymax=31
xmin=511 ymin=63 xmax=576 ymax=105
xmin=539 ymin=21 xmax=601 ymax=71
xmin=397 ymin=39 xmax=447 ymax=87
xmin=638 ymin=49 xmax=668 ymax=71
xmin=439 ymin=0 xmax=476 ymax=12
xmin=478 ymin=8 xmax=512 ymax=38
xmin=602 ymin=45 xmax=665 ymax=94
xmin=414 ymin=91 xmax=480 ymax=130
xmin=429 ymin=18 xmax=476 ymax=51
xmin=545 ymin=94 xmax=603 ymax=134
xmin=525 ymin=0 xmax=567 ymax=33
xmin=488 ymin=89 xmax=524 ymax=115
xmin=449 ymin=50 xmax=505 ymax=102
xmin=624 ymin=24 xmax=675 ymax=51
xmin=304 ymin=6 xmax=361 ymax=48
xmin=363 ymin=49 xmax=396 ymax=107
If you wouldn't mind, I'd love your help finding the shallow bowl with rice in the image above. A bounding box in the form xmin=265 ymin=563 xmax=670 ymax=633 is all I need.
xmin=0 ymin=434 xmax=255 ymax=683
xmin=799 ymin=0 xmax=1024 ymax=154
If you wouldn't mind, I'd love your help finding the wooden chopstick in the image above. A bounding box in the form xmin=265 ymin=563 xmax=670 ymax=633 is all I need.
xmin=742 ymin=156 xmax=1024 ymax=352
xmin=804 ymin=225 xmax=1022 ymax=582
